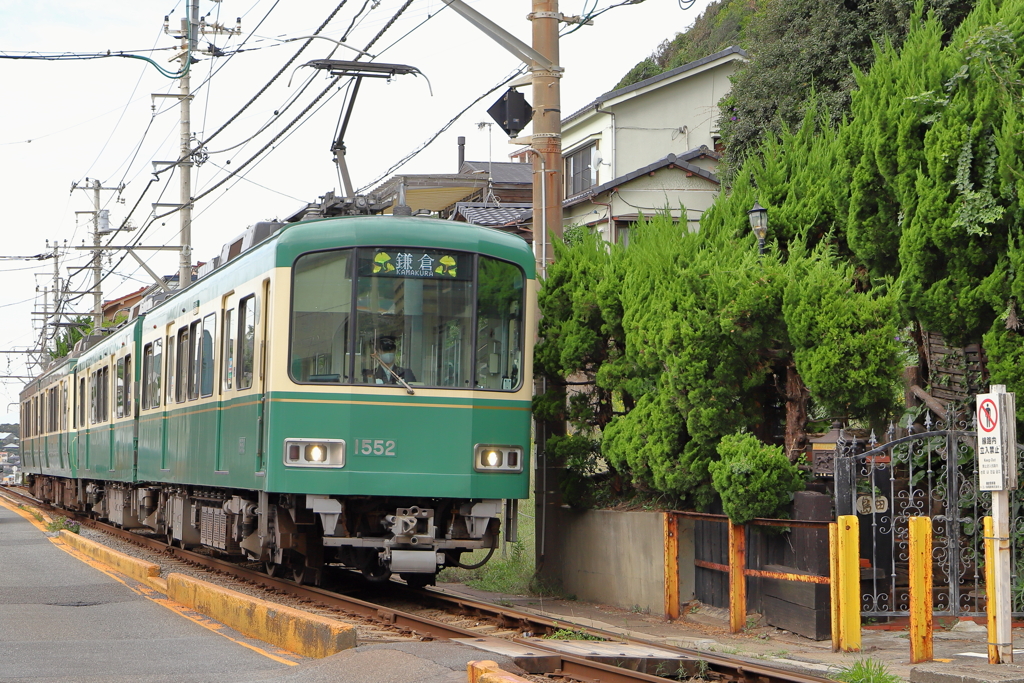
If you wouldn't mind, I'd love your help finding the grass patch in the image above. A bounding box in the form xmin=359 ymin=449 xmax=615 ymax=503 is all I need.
xmin=831 ymin=659 xmax=901 ymax=683
xmin=46 ymin=516 xmax=80 ymax=534
xmin=438 ymin=474 xmax=544 ymax=595
xmin=545 ymin=628 xmax=603 ymax=640
xmin=19 ymin=504 xmax=44 ymax=523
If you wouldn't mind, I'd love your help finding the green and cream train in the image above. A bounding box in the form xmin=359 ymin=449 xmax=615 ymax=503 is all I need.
xmin=19 ymin=215 xmax=535 ymax=585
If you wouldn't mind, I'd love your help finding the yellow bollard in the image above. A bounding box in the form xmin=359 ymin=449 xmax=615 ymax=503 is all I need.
xmin=728 ymin=520 xmax=746 ymax=633
xmin=909 ymin=516 xmax=933 ymax=663
xmin=837 ymin=515 xmax=861 ymax=651
xmin=830 ymin=522 xmax=841 ymax=651
xmin=985 ymin=516 xmax=999 ymax=664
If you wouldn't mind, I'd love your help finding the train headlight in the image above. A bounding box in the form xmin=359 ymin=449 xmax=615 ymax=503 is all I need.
xmin=474 ymin=444 xmax=523 ymax=473
xmin=283 ymin=439 xmax=345 ymax=468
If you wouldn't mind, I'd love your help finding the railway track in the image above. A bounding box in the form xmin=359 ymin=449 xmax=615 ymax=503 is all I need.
xmin=2 ymin=485 xmax=835 ymax=683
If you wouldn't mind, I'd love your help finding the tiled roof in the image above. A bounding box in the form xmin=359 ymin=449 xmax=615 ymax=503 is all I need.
xmin=449 ymin=202 xmax=532 ymax=227
xmin=563 ymin=148 xmax=720 ymax=208
xmin=460 ymin=161 xmax=533 ymax=184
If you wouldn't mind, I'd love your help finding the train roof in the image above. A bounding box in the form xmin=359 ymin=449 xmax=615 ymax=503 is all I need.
xmin=272 ymin=216 xmax=536 ymax=278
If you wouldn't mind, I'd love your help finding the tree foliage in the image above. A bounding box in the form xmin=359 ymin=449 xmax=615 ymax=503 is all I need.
xmin=709 ymin=433 xmax=805 ymax=523
xmin=541 ymin=0 xmax=1024 ymax=511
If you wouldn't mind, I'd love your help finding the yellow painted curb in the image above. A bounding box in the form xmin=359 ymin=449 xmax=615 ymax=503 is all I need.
xmin=58 ymin=530 xmax=161 ymax=584
xmin=165 ymin=573 xmax=357 ymax=658
xmin=147 ymin=576 xmax=169 ymax=593
xmin=467 ymin=660 xmax=531 ymax=683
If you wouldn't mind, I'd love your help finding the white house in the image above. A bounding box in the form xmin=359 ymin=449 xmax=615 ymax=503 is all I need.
xmin=526 ymin=46 xmax=747 ymax=243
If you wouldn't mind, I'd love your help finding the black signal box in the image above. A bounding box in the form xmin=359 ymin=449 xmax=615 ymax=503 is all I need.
xmin=487 ymin=88 xmax=533 ymax=138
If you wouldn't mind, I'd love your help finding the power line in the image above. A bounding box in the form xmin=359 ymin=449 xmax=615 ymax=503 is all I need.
xmin=357 ymin=65 xmax=528 ymax=193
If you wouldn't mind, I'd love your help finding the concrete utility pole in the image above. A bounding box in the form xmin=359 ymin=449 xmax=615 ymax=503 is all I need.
xmin=440 ymin=0 xmax=564 ymax=271
xmin=73 ymin=179 xmax=122 ymax=330
xmin=529 ymin=0 xmax=563 ymax=269
xmin=441 ymin=0 xmax=568 ymax=592
xmin=158 ymin=1 xmax=240 ymax=292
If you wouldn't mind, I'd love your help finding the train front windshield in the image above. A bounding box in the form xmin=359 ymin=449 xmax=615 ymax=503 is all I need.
xmin=290 ymin=247 xmax=525 ymax=391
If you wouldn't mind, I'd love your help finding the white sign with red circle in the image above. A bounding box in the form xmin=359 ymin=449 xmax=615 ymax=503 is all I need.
xmin=978 ymin=392 xmax=1006 ymax=491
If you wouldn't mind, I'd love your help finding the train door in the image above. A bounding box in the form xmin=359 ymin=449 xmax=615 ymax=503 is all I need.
xmin=256 ymin=278 xmax=271 ymax=473
xmin=70 ymin=371 xmax=78 ymax=476
xmin=58 ymin=380 xmax=67 ymax=472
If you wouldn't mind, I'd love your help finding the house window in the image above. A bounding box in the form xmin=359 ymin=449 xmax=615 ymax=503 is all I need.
xmin=565 ymin=144 xmax=596 ymax=196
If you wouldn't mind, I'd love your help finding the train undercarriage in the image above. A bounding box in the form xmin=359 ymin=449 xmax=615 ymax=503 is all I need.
xmin=27 ymin=474 xmax=512 ymax=587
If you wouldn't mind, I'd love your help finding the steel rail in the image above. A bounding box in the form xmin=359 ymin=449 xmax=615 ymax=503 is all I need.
xmin=2 ymin=486 xmax=833 ymax=683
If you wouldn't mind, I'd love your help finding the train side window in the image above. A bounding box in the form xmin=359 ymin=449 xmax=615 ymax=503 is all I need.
xmin=152 ymin=339 xmax=162 ymax=408
xmin=79 ymin=378 xmax=85 ymax=427
xmin=143 ymin=340 xmax=162 ymax=409
xmin=200 ymin=312 xmax=216 ymax=398
xmin=223 ymin=308 xmax=235 ymax=390
xmin=62 ymin=382 xmax=68 ymax=431
xmin=188 ymin=320 xmax=202 ymax=401
xmin=166 ymin=335 xmax=176 ymax=405
xmin=124 ymin=355 xmax=132 ymax=416
xmin=98 ymin=366 xmax=109 ymax=422
xmin=142 ymin=344 xmax=153 ymax=409
xmin=116 ymin=357 xmax=126 ymax=418
xmin=176 ymin=327 xmax=189 ymax=403
xmin=104 ymin=366 xmax=111 ymax=421
xmin=475 ymin=257 xmax=526 ymax=392
xmin=289 ymin=250 xmax=352 ymax=383
xmin=239 ymin=295 xmax=256 ymax=390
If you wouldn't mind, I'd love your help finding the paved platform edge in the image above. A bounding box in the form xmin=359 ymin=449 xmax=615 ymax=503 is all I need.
xmin=166 ymin=572 xmax=357 ymax=658
xmin=468 ymin=659 xmax=532 ymax=683
xmin=58 ymin=528 xmax=161 ymax=584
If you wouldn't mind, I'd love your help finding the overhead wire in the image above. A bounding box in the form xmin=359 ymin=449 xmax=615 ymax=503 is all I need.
xmin=66 ymin=0 xmax=418 ymax=305
xmin=356 ymin=65 xmax=528 ymax=193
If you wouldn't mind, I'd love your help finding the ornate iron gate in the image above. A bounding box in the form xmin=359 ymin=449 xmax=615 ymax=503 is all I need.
xmin=834 ymin=410 xmax=1024 ymax=619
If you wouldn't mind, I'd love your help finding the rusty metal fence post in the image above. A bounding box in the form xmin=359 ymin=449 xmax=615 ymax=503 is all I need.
xmin=909 ymin=516 xmax=933 ymax=663
xmin=664 ymin=512 xmax=680 ymax=619
xmin=830 ymin=522 xmax=841 ymax=651
xmin=728 ymin=520 xmax=746 ymax=633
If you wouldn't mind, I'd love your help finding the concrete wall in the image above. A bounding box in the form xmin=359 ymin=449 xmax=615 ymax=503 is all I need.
xmin=556 ymin=508 xmax=694 ymax=616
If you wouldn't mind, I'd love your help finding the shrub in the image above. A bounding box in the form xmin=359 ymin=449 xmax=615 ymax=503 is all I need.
xmin=708 ymin=433 xmax=804 ymax=524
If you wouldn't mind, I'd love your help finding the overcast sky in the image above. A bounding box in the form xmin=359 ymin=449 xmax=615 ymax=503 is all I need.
xmin=0 ymin=0 xmax=715 ymax=422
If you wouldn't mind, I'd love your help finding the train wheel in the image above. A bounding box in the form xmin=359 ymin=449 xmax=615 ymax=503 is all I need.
xmin=265 ymin=561 xmax=282 ymax=578
xmin=292 ymin=565 xmax=307 ymax=585
xmin=401 ymin=573 xmax=435 ymax=589
xmin=361 ymin=562 xmax=392 ymax=583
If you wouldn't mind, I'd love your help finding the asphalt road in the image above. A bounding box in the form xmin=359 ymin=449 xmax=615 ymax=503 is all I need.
xmin=0 ymin=503 xmax=294 ymax=682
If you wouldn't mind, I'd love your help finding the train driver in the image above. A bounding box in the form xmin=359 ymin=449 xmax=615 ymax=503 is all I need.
xmin=373 ymin=336 xmax=416 ymax=384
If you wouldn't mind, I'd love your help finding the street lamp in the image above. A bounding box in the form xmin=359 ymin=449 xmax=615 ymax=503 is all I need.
xmin=747 ymin=202 xmax=768 ymax=256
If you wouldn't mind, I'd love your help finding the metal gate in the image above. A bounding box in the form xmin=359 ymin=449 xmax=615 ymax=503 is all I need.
xmin=834 ymin=409 xmax=1024 ymax=619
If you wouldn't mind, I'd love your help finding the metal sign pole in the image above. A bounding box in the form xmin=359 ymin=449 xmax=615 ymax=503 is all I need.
xmin=979 ymin=385 xmax=1016 ymax=663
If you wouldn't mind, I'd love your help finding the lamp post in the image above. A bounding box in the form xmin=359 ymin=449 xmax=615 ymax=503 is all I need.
xmin=748 ymin=202 xmax=768 ymax=256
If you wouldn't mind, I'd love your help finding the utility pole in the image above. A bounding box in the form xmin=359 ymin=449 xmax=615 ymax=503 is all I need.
xmin=159 ymin=1 xmax=240 ymax=291
xmin=529 ymin=0 xmax=563 ymax=268
xmin=73 ymin=179 xmax=122 ymax=331
xmin=440 ymin=0 xmax=569 ymax=592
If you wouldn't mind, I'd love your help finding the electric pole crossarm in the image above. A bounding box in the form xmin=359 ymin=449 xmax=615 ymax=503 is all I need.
xmin=441 ymin=0 xmax=559 ymax=71
xmin=124 ymin=250 xmax=172 ymax=292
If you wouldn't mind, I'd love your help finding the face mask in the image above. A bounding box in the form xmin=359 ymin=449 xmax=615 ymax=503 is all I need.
xmin=380 ymin=352 xmax=395 ymax=364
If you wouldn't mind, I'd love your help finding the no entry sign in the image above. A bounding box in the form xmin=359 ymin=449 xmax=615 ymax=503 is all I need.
xmin=977 ymin=389 xmax=1017 ymax=491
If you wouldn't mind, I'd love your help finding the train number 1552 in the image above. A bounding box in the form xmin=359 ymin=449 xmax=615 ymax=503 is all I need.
xmin=357 ymin=439 xmax=396 ymax=456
